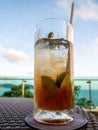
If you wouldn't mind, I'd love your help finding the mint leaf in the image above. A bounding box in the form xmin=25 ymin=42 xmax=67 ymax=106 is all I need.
xmin=56 ymin=72 xmax=68 ymax=88
xmin=41 ymin=76 xmax=56 ymax=99
xmin=48 ymin=32 xmax=54 ymax=38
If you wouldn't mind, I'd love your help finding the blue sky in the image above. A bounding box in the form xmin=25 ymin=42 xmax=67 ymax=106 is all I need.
xmin=0 ymin=0 xmax=98 ymax=77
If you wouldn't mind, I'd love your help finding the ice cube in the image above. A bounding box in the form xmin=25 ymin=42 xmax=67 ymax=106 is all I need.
xmin=40 ymin=67 xmax=56 ymax=81
xmin=51 ymin=56 xmax=68 ymax=75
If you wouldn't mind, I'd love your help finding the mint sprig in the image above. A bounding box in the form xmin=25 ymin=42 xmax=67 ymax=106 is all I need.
xmin=56 ymin=72 xmax=67 ymax=88
xmin=41 ymin=76 xmax=56 ymax=99
xmin=41 ymin=72 xmax=68 ymax=99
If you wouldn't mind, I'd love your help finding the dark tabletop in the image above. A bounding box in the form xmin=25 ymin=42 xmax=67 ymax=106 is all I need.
xmin=0 ymin=98 xmax=98 ymax=130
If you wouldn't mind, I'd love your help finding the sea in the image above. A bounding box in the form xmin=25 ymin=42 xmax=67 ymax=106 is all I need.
xmin=0 ymin=76 xmax=98 ymax=105
xmin=0 ymin=76 xmax=34 ymax=96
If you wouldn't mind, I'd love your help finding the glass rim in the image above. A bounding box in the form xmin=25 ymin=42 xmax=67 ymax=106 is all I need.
xmin=36 ymin=18 xmax=70 ymax=26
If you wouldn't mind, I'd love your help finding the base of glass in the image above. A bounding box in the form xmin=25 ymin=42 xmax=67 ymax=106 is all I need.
xmin=34 ymin=109 xmax=74 ymax=125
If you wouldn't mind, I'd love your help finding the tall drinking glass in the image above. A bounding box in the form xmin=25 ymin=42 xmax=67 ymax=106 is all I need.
xmin=34 ymin=18 xmax=74 ymax=124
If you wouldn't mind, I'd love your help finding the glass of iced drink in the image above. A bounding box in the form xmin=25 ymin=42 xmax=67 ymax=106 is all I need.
xmin=34 ymin=18 xmax=74 ymax=124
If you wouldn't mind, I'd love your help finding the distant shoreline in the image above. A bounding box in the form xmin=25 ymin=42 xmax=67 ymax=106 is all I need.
xmin=0 ymin=76 xmax=98 ymax=81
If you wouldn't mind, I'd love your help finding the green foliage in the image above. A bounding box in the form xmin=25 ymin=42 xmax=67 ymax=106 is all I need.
xmin=2 ymin=85 xmax=33 ymax=98
xmin=11 ymin=86 xmax=21 ymax=97
xmin=76 ymin=98 xmax=95 ymax=109
xmin=24 ymin=91 xmax=33 ymax=98
xmin=74 ymin=85 xmax=81 ymax=103
xmin=2 ymin=91 xmax=13 ymax=97
xmin=74 ymin=85 xmax=96 ymax=109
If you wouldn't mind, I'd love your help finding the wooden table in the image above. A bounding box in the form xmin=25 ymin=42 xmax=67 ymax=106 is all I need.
xmin=0 ymin=98 xmax=98 ymax=130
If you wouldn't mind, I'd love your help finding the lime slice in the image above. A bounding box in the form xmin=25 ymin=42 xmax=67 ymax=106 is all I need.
xmin=41 ymin=76 xmax=56 ymax=99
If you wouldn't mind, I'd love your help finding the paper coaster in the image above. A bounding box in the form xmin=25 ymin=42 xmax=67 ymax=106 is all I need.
xmin=25 ymin=114 xmax=87 ymax=130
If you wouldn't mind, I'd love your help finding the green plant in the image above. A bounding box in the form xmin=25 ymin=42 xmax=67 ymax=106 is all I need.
xmin=74 ymin=85 xmax=81 ymax=104
xmin=74 ymin=85 xmax=96 ymax=109
xmin=2 ymin=85 xmax=33 ymax=98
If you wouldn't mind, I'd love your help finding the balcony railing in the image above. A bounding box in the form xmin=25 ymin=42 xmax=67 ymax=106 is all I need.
xmin=0 ymin=76 xmax=98 ymax=110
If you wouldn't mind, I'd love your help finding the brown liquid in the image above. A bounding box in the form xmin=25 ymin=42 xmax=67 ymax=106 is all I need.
xmin=42 ymin=118 xmax=71 ymax=124
xmin=34 ymin=73 xmax=74 ymax=111
xmin=34 ymin=38 xmax=74 ymax=111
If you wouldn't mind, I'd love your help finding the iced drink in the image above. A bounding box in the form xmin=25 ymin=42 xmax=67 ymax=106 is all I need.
xmin=34 ymin=18 xmax=74 ymax=124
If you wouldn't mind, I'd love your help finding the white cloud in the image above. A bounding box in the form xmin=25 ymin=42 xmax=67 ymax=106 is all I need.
xmin=56 ymin=0 xmax=71 ymax=16
xmin=56 ymin=0 xmax=98 ymax=21
xmin=0 ymin=61 xmax=33 ymax=76
xmin=0 ymin=46 xmax=29 ymax=63
xmin=76 ymin=0 xmax=98 ymax=20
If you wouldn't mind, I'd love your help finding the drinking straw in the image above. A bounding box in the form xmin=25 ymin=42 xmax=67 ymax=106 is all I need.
xmin=65 ymin=2 xmax=75 ymax=79
xmin=70 ymin=2 xmax=75 ymax=25
xmin=66 ymin=2 xmax=75 ymax=42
